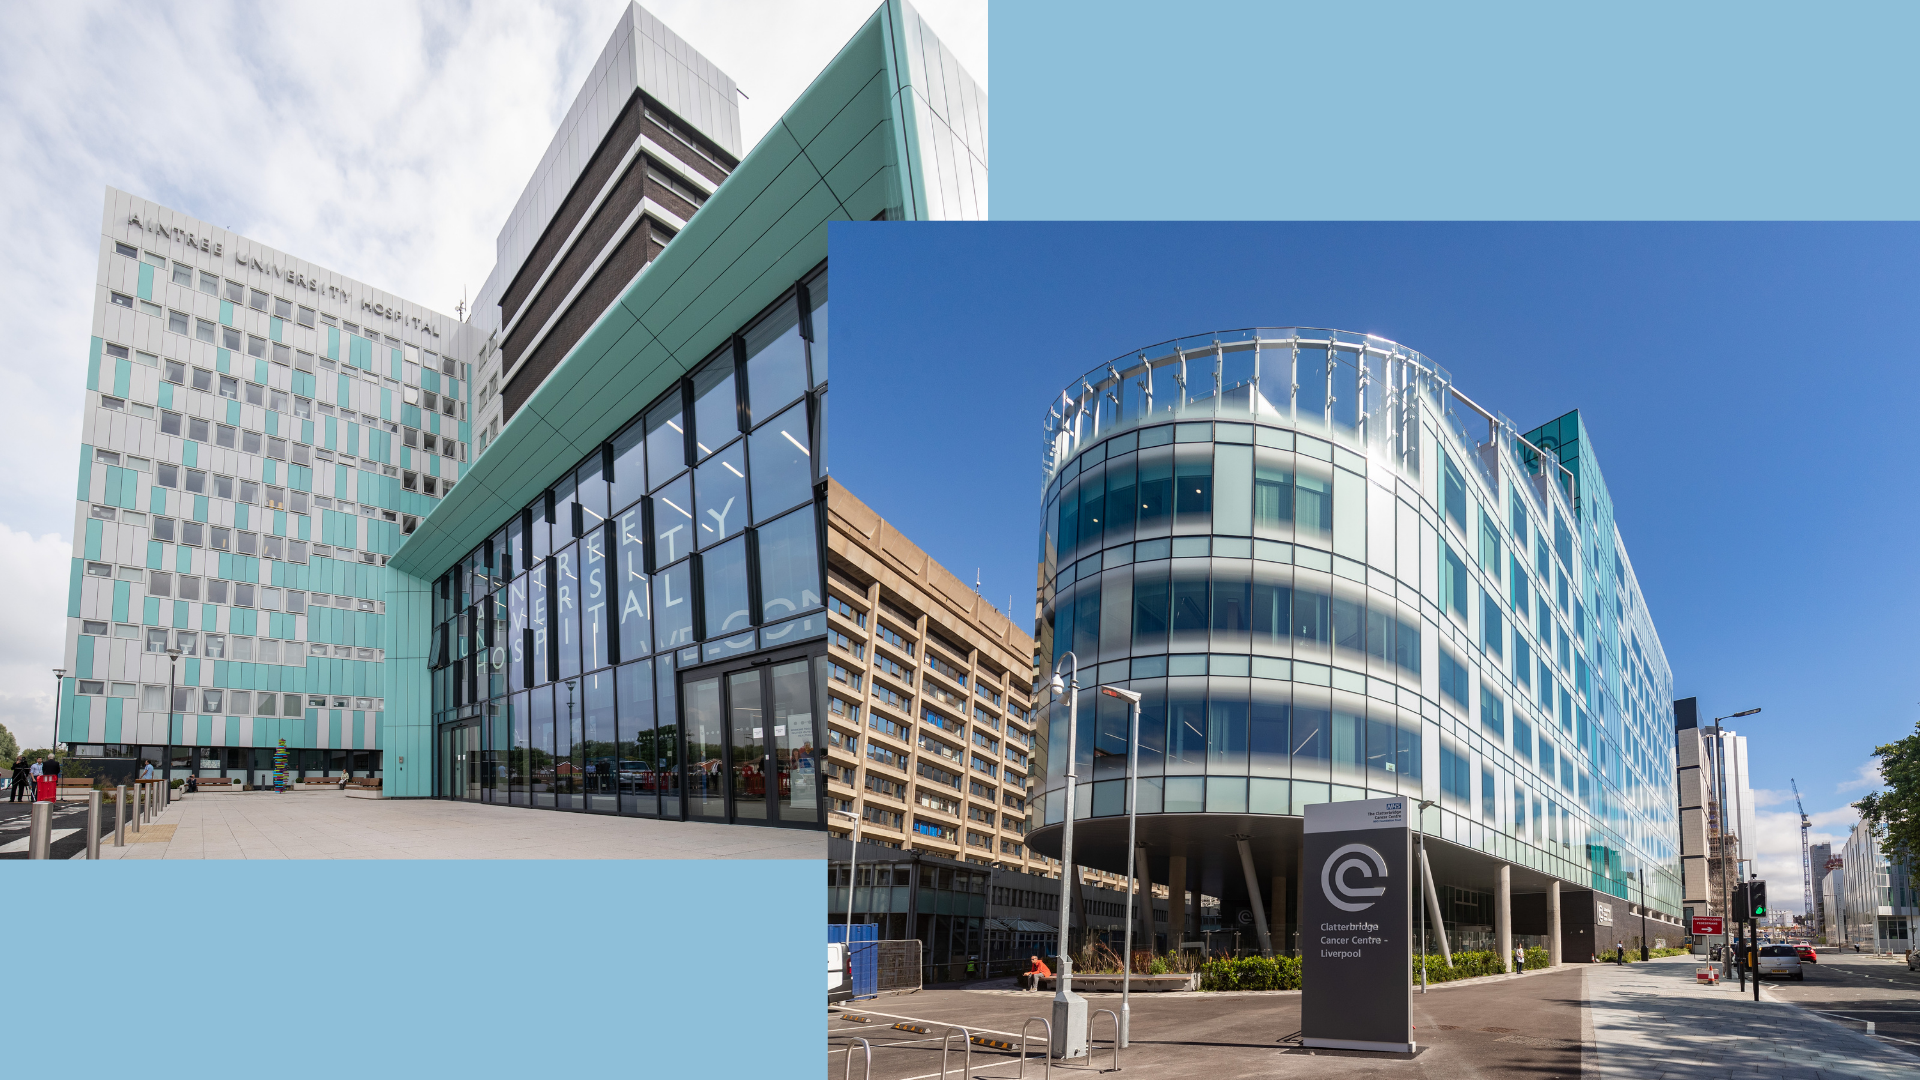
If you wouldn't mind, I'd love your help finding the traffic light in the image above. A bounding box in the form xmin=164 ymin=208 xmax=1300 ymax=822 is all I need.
xmin=1733 ymin=882 xmax=1749 ymax=915
xmin=1749 ymin=881 xmax=1767 ymax=919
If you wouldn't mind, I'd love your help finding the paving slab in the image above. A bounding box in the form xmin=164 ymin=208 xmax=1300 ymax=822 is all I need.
xmin=94 ymin=790 xmax=821 ymax=860
xmin=1586 ymin=954 xmax=1918 ymax=1079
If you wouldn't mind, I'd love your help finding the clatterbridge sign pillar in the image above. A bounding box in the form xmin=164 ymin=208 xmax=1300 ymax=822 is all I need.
xmin=1300 ymin=797 xmax=1414 ymax=1053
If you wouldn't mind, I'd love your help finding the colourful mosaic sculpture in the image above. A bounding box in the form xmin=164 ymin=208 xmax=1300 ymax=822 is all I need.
xmin=273 ymin=739 xmax=289 ymax=793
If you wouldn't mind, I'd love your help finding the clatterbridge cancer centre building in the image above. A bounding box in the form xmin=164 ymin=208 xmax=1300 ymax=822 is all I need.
xmin=57 ymin=0 xmax=986 ymax=834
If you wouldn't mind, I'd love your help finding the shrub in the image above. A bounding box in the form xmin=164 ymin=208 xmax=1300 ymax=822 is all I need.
xmin=1199 ymin=955 xmax=1301 ymax=991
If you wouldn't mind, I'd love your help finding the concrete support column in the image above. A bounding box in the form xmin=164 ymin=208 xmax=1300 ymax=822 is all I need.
xmin=1134 ymin=845 xmax=1155 ymax=956
xmin=1234 ymin=836 xmax=1273 ymax=956
xmin=1167 ymin=853 xmax=1190 ymax=941
xmin=1496 ymin=864 xmax=1512 ymax=971
xmin=1271 ymin=875 xmax=1288 ymax=954
xmin=1548 ymin=880 xmax=1562 ymax=967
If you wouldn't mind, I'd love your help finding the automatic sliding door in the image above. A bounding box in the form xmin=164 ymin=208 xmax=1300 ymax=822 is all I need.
xmin=728 ymin=671 xmax=767 ymax=820
xmin=684 ymin=675 xmax=726 ymax=820
xmin=770 ymin=659 xmax=819 ymax=826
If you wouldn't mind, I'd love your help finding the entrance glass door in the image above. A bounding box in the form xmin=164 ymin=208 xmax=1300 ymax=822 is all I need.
xmin=677 ymin=651 xmax=822 ymax=827
xmin=440 ymin=721 xmax=480 ymax=801
xmin=684 ymin=676 xmax=727 ymax=820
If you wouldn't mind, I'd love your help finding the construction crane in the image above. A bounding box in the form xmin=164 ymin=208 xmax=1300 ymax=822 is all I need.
xmin=1793 ymin=778 xmax=1812 ymax=927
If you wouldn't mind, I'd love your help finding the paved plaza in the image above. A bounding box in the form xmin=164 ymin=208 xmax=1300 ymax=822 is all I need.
xmin=828 ymin=955 xmax=1920 ymax=1079
xmin=96 ymin=790 xmax=822 ymax=860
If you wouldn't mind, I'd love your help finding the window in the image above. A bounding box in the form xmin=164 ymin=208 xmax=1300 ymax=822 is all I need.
xmin=171 ymin=262 xmax=193 ymax=287
xmin=1481 ymin=685 xmax=1505 ymax=738
xmin=224 ymin=280 xmax=244 ymax=303
xmin=109 ymin=292 xmax=132 ymax=308
xmin=218 ymin=375 xmax=239 ymax=400
xmin=198 ymin=270 xmax=218 ymax=294
xmin=298 ymin=306 xmax=315 ymax=327
xmin=215 ymin=424 xmax=237 ymax=448
xmin=188 ymin=418 xmax=210 ymax=443
xmin=85 ymin=561 xmax=112 ymax=578
xmin=114 ymin=242 xmax=136 ymax=259
xmin=222 ymin=326 xmax=241 ymax=351
xmin=247 ymin=335 xmax=266 ymax=358
xmin=249 ymin=289 xmax=268 ymax=311
xmin=168 ymin=310 xmax=189 ymax=334
xmin=139 ymin=299 xmax=163 ymax=318
xmin=90 ymin=504 xmax=116 ymax=520
xmin=274 ymin=297 xmax=292 ymax=319
xmin=195 ymin=318 xmax=216 ymax=343
xmin=1482 ymin=590 xmax=1504 ymax=658
xmin=151 ymin=517 xmax=175 ymax=542
xmin=1438 ymin=648 xmax=1470 ymax=707
xmin=148 ymin=571 xmax=171 ymax=596
xmin=94 ymin=448 xmax=121 ymax=465
xmin=1442 ymin=451 xmax=1467 ymax=530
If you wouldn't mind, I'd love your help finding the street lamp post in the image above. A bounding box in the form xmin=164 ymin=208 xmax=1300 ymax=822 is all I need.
xmin=1100 ymin=683 xmax=1142 ymax=1049
xmin=165 ymin=648 xmax=183 ymax=781
xmin=1638 ymin=868 xmax=1649 ymax=962
xmin=50 ymin=668 xmax=67 ymax=754
xmin=1416 ymin=798 xmax=1436 ymax=992
xmin=832 ymin=806 xmax=862 ymax=996
xmin=1708 ymin=708 xmax=1759 ymax=981
xmin=1049 ymin=652 xmax=1087 ymax=1061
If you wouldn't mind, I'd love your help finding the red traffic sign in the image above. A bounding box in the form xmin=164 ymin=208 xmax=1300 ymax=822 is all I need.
xmin=1691 ymin=916 xmax=1725 ymax=936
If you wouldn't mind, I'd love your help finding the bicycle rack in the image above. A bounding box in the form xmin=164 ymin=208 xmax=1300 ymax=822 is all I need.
xmin=1092 ymin=1008 xmax=1122 ymax=1072
xmin=940 ymin=1025 xmax=973 ymax=1080
xmin=1018 ymin=1017 xmax=1053 ymax=1078
xmin=840 ymin=1037 xmax=871 ymax=1080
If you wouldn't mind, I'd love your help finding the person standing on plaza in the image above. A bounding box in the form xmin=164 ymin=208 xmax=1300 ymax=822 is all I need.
xmin=7 ymin=758 xmax=27 ymax=802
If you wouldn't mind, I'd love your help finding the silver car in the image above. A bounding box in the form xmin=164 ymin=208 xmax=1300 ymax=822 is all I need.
xmin=1757 ymin=944 xmax=1804 ymax=981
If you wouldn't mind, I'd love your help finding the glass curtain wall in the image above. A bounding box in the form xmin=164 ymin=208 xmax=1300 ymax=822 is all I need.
xmin=428 ymin=264 xmax=830 ymax=829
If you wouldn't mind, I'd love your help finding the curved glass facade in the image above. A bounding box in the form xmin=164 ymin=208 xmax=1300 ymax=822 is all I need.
xmin=1030 ymin=328 xmax=1680 ymax=924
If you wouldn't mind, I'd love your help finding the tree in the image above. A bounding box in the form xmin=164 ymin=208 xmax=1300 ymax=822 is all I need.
xmin=0 ymin=722 xmax=16 ymax=767
xmin=1854 ymin=719 xmax=1920 ymax=889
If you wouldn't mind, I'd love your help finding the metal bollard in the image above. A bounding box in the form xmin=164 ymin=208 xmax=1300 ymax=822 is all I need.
xmin=135 ymin=782 xmax=145 ymax=829
xmin=87 ymin=790 xmax=101 ymax=859
xmin=115 ymin=785 xmax=126 ymax=846
xmin=28 ymin=800 xmax=52 ymax=859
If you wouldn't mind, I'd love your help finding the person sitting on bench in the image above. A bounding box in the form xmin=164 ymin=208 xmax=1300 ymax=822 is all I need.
xmin=1024 ymin=955 xmax=1052 ymax=992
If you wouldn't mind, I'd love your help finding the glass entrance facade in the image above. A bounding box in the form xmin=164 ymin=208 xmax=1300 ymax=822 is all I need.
xmin=426 ymin=265 xmax=829 ymax=828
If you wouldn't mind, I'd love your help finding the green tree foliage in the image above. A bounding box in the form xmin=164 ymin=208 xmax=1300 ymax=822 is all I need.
xmin=1855 ymin=720 xmax=1920 ymax=888
xmin=0 ymin=723 xmax=17 ymax=767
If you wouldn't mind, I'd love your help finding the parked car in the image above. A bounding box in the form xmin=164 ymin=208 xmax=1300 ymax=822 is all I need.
xmin=1756 ymin=945 xmax=1804 ymax=981
xmin=1794 ymin=945 xmax=1817 ymax=963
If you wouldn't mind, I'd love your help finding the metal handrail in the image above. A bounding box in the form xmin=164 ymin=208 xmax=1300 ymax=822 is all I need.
xmin=840 ymin=1037 xmax=871 ymax=1080
xmin=1018 ymin=1017 xmax=1052 ymax=1078
xmin=1092 ymin=1009 xmax=1121 ymax=1072
xmin=939 ymin=1025 xmax=973 ymax=1080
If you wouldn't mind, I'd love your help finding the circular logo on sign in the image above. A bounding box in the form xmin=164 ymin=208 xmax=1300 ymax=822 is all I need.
xmin=1321 ymin=842 xmax=1389 ymax=912
xmin=1237 ymin=908 xmax=1254 ymax=926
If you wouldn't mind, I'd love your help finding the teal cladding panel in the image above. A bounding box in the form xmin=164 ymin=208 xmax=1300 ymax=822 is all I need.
xmin=112 ymin=580 xmax=130 ymax=623
xmin=220 ymin=300 xmax=235 ymax=325
xmin=327 ymin=325 xmax=339 ymax=359
xmin=150 ymin=487 xmax=166 ymax=515
xmin=137 ymin=262 xmax=155 ymax=300
xmin=142 ymin=596 xmax=160 ymax=624
xmin=68 ymin=560 xmax=84 ymax=618
xmin=147 ymin=540 xmax=164 ymax=568
xmin=113 ymin=357 xmax=131 ymax=397
xmin=382 ymin=566 xmax=433 ymax=796
xmin=181 ymin=441 xmax=198 ymax=468
xmin=77 ymin=443 xmax=92 ymax=500
xmin=225 ymin=716 xmax=240 ymax=746
xmin=76 ymin=634 xmax=94 ymax=679
xmin=105 ymin=697 xmax=123 ymax=744
xmin=86 ymin=338 xmax=101 ymax=392
xmin=256 ymin=359 xmax=270 ymax=384
xmin=270 ymin=316 xmax=284 ymax=342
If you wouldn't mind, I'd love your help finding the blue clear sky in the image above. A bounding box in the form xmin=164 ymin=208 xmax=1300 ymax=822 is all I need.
xmin=831 ymin=220 xmax=1920 ymax=887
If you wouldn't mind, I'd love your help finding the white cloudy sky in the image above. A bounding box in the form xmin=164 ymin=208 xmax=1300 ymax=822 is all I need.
xmin=0 ymin=0 xmax=984 ymax=752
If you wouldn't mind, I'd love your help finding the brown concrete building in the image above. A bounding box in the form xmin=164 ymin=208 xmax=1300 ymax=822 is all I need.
xmin=823 ymin=479 xmax=1045 ymax=873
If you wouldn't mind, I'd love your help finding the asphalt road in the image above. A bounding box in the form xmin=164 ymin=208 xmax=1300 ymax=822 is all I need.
xmin=829 ymin=966 xmax=1586 ymax=1080
xmin=1765 ymin=949 xmax=1920 ymax=1055
xmin=0 ymin=796 xmax=129 ymax=859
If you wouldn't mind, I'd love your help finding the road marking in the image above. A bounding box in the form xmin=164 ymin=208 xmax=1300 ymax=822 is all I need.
xmin=0 ymin=829 xmax=79 ymax=854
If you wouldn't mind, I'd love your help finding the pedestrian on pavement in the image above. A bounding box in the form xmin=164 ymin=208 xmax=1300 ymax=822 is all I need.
xmin=8 ymin=758 xmax=28 ymax=802
xmin=1024 ymin=955 xmax=1052 ymax=992
xmin=139 ymin=760 xmax=155 ymax=781
xmin=1514 ymin=945 xmax=1525 ymax=972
